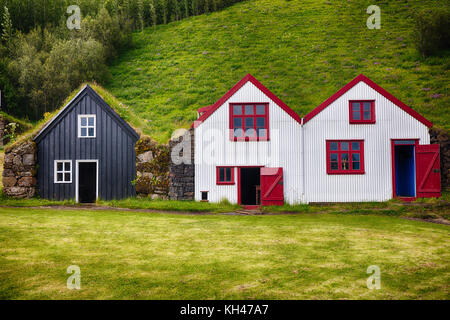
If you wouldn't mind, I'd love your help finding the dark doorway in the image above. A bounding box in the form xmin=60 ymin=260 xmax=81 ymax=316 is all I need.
xmin=394 ymin=145 xmax=415 ymax=197
xmin=240 ymin=168 xmax=261 ymax=205
xmin=78 ymin=162 xmax=97 ymax=203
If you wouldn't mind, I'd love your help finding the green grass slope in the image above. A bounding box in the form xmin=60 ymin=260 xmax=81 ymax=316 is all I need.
xmin=106 ymin=0 xmax=449 ymax=143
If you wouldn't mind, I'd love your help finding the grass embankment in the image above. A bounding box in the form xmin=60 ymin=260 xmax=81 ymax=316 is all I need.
xmin=0 ymin=207 xmax=448 ymax=299
xmin=106 ymin=0 xmax=449 ymax=142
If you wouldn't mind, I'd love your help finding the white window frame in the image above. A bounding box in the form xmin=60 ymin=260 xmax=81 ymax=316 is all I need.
xmin=54 ymin=160 xmax=72 ymax=184
xmin=78 ymin=114 xmax=96 ymax=138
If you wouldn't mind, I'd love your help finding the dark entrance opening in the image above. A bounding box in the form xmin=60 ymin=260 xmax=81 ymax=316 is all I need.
xmin=79 ymin=162 xmax=96 ymax=203
xmin=240 ymin=168 xmax=261 ymax=205
xmin=394 ymin=145 xmax=415 ymax=197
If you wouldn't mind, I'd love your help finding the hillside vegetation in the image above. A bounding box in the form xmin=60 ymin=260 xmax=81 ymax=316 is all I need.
xmin=106 ymin=0 xmax=449 ymax=142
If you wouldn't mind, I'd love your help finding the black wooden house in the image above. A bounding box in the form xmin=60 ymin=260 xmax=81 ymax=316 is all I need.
xmin=34 ymin=85 xmax=139 ymax=203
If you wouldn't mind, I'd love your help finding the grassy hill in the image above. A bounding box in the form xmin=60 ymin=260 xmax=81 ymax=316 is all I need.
xmin=106 ymin=0 xmax=449 ymax=143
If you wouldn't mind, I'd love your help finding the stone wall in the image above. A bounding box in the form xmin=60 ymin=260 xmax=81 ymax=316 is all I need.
xmin=430 ymin=127 xmax=449 ymax=191
xmin=0 ymin=115 xmax=4 ymax=147
xmin=2 ymin=140 xmax=37 ymax=198
xmin=135 ymin=136 xmax=170 ymax=199
xmin=168 ymin=129 xmax=195 ymax=200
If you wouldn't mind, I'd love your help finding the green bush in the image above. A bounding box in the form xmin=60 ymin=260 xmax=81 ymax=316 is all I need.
xmin=413 ymin=9 xmax=450 ymax=57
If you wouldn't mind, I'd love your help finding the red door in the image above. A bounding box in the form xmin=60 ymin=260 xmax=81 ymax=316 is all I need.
xmin=261 ymin=168 xmax=284 ymax=206
xmin=416 ymin=144 xmax=441 ymax=198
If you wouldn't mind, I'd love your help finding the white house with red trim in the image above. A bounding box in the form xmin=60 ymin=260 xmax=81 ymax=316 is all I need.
xmin=191 ymin=74 xmax=441 ymax=206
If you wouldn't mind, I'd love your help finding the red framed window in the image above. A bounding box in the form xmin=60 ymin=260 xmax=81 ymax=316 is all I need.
xmin=217 ymin=166 xmax=235 ymax=185
xmin=326 ymin=140 xmax=365 ymax=174
xmin=349 ymin=100 xmax=375 ymax=124
xmin=229 ymin=103 xmax=269 ymax=141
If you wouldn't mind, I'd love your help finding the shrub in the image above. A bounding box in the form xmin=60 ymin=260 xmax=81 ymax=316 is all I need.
xmin=413 ymin=9 xmax=450 ymax=57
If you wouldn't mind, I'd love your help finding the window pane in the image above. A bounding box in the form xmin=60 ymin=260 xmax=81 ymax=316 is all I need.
xmin=258 ymin=128 xmax=266 ymax=137
xmin=245 ymin=128 xmax=255 ymax=137
xmin=226 ymin=168 xmax=231 ymax=181
xmin=81 ymin=117 xmax=87 ymax=126
xmin=352 ymin=102 xmax=360 ymax=111
xmin=233 ymin=105 xmax=242 ymax=115
xmin=330 ymin=142 xmax=338 ymax=151
xmin=341 ymin=142 xmax=349 ymax=151
xmin=256 ymin=117 xmax=265 ymax=127
xmin=351 ymin=142 xmax=360 ymax=150
xmin=233 ymin=118 xmax=242 ymax=128
xmin=57 ymin=162 xmax=63 ymax=171
xmin=245 ymin=118 xmax=254 ymax=127
xmin=352 ymin=162 xmax=360 ymax=170
xmin=330 ymin=162 xmax=338 ymax=170
xmin=219 ymin=168 xmax=224 ymax=182
xmin=88 ymin=117 xmax=94 ymax=126
xmin=256 ymin=105 xmax=265 ymax=115
xmin=341 ymin=153 xmax=349 ymax=170
xmin=88 ymin=128 xmax=95 ymax=136
xmin=352 ymin=153 xmax=360 ymax=162
xmin=57 ymin=173 xmax=63 ymax=181
xmin=64 ymin=162 xmax=70 ymax=171
xmin=363 ymin=102 xmax=371 ymax=112
xmin=64 ymin=173 xmax=71 ymax=181
xmin=81 ymin=128 xmax=87 ymax=137
xmin=234 ymin=128 xmax=243 ymax=137
xmin=353 ymin=111 xmax=361 ymax=120
xmin=330 ymin=153 xmax=338 ymax=162
xmin=363 ymin=111 xmax=371 ymax=120
xmin=244 ymin=105 xmax=254 ymax=115
xmin=201 ymin=192 xmax=208 ymax=201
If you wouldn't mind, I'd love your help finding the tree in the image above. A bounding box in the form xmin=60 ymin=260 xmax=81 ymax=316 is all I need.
xmin=1 ymin=6 xmax=13 ymax=52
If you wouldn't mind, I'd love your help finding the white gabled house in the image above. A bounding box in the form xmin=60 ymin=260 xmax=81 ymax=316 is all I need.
xmin=191 ymin=74 xmax=441 ymax=206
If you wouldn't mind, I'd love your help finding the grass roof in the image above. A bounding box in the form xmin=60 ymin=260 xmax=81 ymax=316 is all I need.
xmin=4 ymin=82 xmax=146 ymax=153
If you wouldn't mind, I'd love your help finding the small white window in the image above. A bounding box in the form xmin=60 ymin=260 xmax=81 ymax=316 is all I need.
xmin=78 ymin=115 xmax=96 ymax=138
xmin=54 ymin=160 xmax=72 ymax=183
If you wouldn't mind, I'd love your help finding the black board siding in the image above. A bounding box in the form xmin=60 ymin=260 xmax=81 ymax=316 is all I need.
xmin=36 ymin=87 xmax=138 ymax=201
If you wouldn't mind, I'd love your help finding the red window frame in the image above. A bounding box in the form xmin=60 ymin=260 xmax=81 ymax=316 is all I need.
xmin=229 ymin=103 xmax=269 ymax=141
xmin=349 ymin=100 xmax=375 ymax=124
xmin=326 ymin=140 xmax=365 ymax=174
xmin=216 ymin=166 xmax=235 ymax=185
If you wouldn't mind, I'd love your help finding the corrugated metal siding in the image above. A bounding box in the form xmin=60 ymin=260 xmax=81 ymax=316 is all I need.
xmin=303 ymin=81 xmax=430 ymax=202
xmin=37 ymin=92 xmax=137 ymax=201
xmin=195 ymin=82 xmax=303 ymax=204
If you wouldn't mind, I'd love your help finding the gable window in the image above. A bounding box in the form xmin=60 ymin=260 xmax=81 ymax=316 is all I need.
xmin=54 ymin=160 xmax=72 ymax=183
xmin=78 ymin=115 xmax=96 ymax=138
xmin=349 ymin=101 xmax=375 ymax=124
xmin=326 ymin=140 xmax=365 ymax=174
xmin=217 ymin=166 xmax=235 ymax=185
xmin=230 ymin=103 xmax=269 ymax=141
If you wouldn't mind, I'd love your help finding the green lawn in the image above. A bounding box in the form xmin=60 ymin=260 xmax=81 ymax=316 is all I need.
xmin=0 ymin=207 xmax=448 ymax=299
xmin=106 ymin=0 xmax=449 ymax=142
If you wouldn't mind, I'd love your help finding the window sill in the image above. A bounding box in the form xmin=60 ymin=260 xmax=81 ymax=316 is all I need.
xmin=54 ymin=181 xmax=73 ymax=184
xmin=78 ymin=136 xmax=96 ymax=139
xmin=349 ymin=121 xmax=376 ymax=124
xmin=230 ymin=138 xmax=270 ymax=142
xmin=217 ymin=182 xmax=235 ymax=185
xmin=327 ymin=171 xmax=365 ymax=175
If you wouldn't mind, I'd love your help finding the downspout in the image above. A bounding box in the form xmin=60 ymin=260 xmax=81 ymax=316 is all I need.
xmin=301 ymin=117 xmax=306 ymax=204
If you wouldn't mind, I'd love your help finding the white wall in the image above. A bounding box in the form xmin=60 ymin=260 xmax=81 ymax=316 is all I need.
xmin=303 ymin=81 xmax=430 ymax=203
xmin=194 ymin=81 xmax=304 ymax=204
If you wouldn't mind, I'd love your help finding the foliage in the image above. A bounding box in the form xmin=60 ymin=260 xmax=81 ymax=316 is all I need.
xmin=2 ymin=122 xmax=18 ymax=143
xmin=413 ymin=8 xmax=450 ymax=57
xmin=0 ymin=6 xmax=12 ymax=52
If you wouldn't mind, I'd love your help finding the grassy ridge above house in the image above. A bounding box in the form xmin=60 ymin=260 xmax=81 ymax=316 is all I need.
xmin=105 ymin=0 xmax=449 ymax=143
xmin=4 ymin=82 xmax=147 ymax=152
